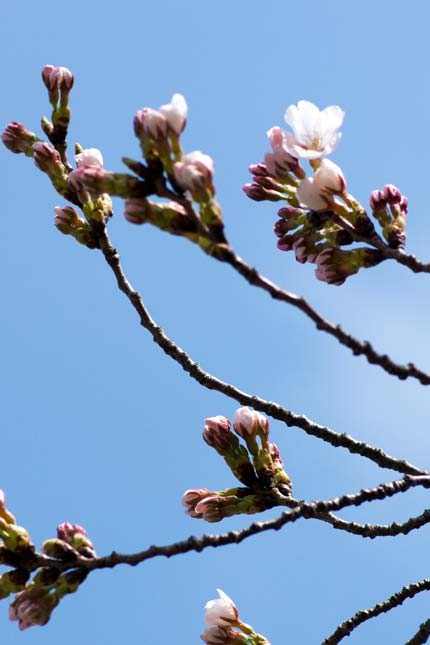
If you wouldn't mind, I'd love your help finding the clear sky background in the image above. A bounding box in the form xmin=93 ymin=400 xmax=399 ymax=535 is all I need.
xmin=1 ymin=1 xmax=430 ymax=643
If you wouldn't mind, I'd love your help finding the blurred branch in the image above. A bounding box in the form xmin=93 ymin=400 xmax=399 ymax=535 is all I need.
xmin=405 ymin=619 xmax=430 ymax=645
xmin=323 ymin=578 xmax=430 ymax=644
xmin=94 ymin=223 xmax=426 ymax=477
xmin=218 ymin=245 xmax=430 ymax=385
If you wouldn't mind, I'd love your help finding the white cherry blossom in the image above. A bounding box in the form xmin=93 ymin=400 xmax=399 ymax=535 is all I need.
xmin=204 ymin=589 xmax=238 ymax=627
xmin=284 ymin=100 xmax=344 ymax=159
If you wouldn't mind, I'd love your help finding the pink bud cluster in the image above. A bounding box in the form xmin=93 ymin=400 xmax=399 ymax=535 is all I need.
xmin=369 ymin=184 xmax=408 ymax=248
xmin=183 ymin=408 xmax=292 ymax=522
xmin=56 ymin=521 xmax=96 ymax=558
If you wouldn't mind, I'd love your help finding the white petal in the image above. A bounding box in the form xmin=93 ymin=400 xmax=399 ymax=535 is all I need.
xmin=314 ymin=159 xmax=346 ymax=192
xmin=297 ymin=178 xmax=330 ymax=211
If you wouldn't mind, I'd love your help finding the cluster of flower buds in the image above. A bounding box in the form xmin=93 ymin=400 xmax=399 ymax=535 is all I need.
xmin=182 ymin=407 xmax=292 ymax=523
xmin=5 ymin=519 xmax=95 ymax=631
xmin=2 ymin=66 xmax=228 ymax=262
xmin=42 ymin=521 xmax=96 ymax=560
xmin=133 ymin=94 xmax=225 ymax=243
xmin=9 ymin=567 xmax=88 ymax=631
xmin=0 ymin=489 xmax=95 ymax=631
xmin=244 ymin=99 xmax=405 ymax=285
xmin=201 ymin=589 xmax=270 ymax=645
xmin=369 ymin=184 xmax=408 ymax=248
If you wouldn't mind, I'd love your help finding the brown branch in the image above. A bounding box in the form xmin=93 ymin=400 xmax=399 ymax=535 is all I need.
xmin=332 ymin=211 xmax=430 ymax=275
xmin=323 ymin=578 xmax=430 ymax=644
xmin=218 ymin=245 xmax=430 ymax=385
xmin=93 ymin=223 xmax=426 ymax=477
xmin=405 ymin=619 xmax=430 ymax=645
xmin=307 ymin=507 xmax=430 ymax=539
xmin=23 ymin=474 xmax=430 ymax=575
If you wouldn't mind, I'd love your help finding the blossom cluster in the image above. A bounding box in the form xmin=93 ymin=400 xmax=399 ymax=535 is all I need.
xmin=182 ymin=407 xmax=292 ymax=523
xmin=244 ymin=100 xmax=408 ymax=285
xmin=0 ymin=488 xmax=95 ymax=631
xmin=202 ymin=589 xmax=270 ymax=644
xmin=1 ymin=64 xmax=229 ymax=261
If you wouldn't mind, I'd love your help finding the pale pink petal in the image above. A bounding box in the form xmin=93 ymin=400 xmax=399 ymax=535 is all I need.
xmin=297 ymin=178 xmax=330 ymax=211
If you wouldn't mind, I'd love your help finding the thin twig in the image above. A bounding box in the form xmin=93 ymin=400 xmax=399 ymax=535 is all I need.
xmin=94 ymin=223 xmax=426 ymax=477
xmin=306 ymin=507 xmax=430 ymax=539
xmin=405 ymin=619 xmax=430 ymax=645
xmin=323 ymin=578 xmax=430 ymax=644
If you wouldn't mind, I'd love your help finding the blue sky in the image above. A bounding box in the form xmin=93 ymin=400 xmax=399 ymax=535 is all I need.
xmin=1 ymin=1 xmax=430 ymax=643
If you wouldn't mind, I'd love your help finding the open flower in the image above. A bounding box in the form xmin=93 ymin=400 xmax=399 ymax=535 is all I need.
xmin=284 ymin=100 xmax=344 ymax=159
xmin=205 ymin=589 xmax=239 ymax=627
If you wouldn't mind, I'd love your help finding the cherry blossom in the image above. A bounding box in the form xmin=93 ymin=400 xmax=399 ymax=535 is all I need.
xmin=284 ymin=100 xmax=344 ymax=159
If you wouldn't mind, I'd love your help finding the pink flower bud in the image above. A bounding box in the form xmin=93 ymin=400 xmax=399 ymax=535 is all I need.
xmin=32 ymin=142 xmax=62 ymax=173
xmin=134 ymin=108 xmax=168 ymax=141
xmin=233 ymin=407 xmax=255 ymax=437
xmin=41 ymin=65 xmax=74 ymax=92
xmin=54 ymin=205 xmax=86 ymax=233
xmin=203 ymin=416 xmax=235 ymax=452
xmin=204 ymin=589 xmax=239 ymax=627
xmin=1 ymin=122 xmax=39 ymax=156
xmin=56 ymin=522 xmax=95 ymax=557
xmin=0 ymin=490 xmax=5 ymax=506
xmin=173 ymin=151 xmax=215 ymax=193
xmin=248 ymin=163 xmax=268 ymax=177
xmin=75 ymin=148 xmax=104 ymax=168
xmin=182 ymin=489 xmax=213 ymax=518
xmin=9 ymin=588 xmax=56 ymax=631
xmin=159 ymin=93 xmax=188 ymax=135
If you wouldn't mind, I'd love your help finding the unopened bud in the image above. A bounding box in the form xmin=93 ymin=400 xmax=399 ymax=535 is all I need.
xmin=159 ymin=93 xmax=188 ymax=136
xmin=174 ymin=151 xmax=215 ymax=196
xmin=1 ymin=122 xmax=39 ymax=156
xmin=56 ymin=522 xmax=96 ymax=558
xmin=42 ymin=538 xmax=79 ymax=561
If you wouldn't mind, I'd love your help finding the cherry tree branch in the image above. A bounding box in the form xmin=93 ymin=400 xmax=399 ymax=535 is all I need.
xmin=323 ymin=578 xmax=430 ymax=645
xmin=332 ymin=211 xmax=430 ymax=275
xmin=405 ymin=619 xmax=430 ymax=645
xmin=217 ymin=244 xmax=430 ymax=384
xmin=93 ymin=223 xmax=426 ymax=477
xmin=15 ymin=473 xmax=430 ymax=576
